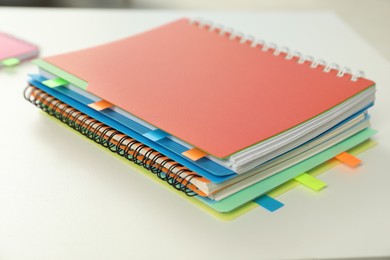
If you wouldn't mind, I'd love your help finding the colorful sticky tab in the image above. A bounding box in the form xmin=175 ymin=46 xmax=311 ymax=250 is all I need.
xmin=254 ymin=195 xmax=284 ymax=212
xmin=143 ymin=129 xmax=169 ymax=141
xmin=335 ymin=152 xmax=362 ymax=167
xmin=182 ymin=148 xmax=207 ymax=161
xmin=42 ymin=78 xmax=68 ymax=88
xmin=88 ymin=100 xmax=113 ymax=111
xmin=294 ymin=173 xmax=327 ymax=191
xmin=197 ymin=177 xmax=211 ymax=183
xmin=1 ymin=57 xmax=20 ymax=67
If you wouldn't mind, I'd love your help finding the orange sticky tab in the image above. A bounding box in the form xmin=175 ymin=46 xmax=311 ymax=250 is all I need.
xmin=196 ymin=177 xmax=211 ymax=183
xmin=182 ymin=148 xmax=207 ymax=161
xmin=88 ymin=100 xmax=113 ymax=111
xmin=335 ymin=152 xmax=361 ymax=167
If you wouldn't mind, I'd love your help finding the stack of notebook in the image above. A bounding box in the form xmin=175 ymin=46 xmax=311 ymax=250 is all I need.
xmin=24 ymin=18 xmax=376 ymax=219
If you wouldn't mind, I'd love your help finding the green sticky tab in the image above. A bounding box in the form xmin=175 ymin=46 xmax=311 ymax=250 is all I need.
xmin=1 ymin=58 xmax=20 ymax=67
xmin=42 ymin=78 xmax=69 ymax=88
xmin=294 ymin=173 xmax=327 ymax=191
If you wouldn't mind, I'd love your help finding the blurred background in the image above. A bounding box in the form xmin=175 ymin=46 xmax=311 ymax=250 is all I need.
xmin=0 ymin=0 xmax=389 ymax=60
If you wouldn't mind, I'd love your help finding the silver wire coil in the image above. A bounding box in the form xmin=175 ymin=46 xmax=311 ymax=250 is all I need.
xmin=189 ymin=18 xmax=365 ymax=82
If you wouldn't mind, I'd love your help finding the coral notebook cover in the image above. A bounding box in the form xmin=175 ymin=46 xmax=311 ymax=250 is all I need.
xmin=41 ymin=18 xmax=375 ymax=158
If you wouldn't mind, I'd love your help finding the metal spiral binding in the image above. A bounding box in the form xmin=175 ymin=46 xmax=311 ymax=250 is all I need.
xmin=189 ymin=18 xmax=365 ymax=82
xmin=24 ymin=85 xmax=203 ymax=197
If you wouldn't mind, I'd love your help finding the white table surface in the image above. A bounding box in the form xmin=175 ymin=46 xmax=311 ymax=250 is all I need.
xmin=1 ymin=8 xmax=389 ymax=260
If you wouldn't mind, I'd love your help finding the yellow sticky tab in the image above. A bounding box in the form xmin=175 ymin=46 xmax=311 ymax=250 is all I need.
xmin=294 ymin=173 xmax=327 ymax=191
xmin=182 ymin=148 xmax=207 ymax=161
xmin=88 ymin=100 xmax=113 ymax=111
xmin=335 ymin=152 xmax=361 ymax=167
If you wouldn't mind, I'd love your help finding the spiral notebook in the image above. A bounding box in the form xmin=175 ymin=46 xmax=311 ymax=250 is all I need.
xmin=34 ymin=18 xmax=374 ymax=158
xmin=25 ymin=18 xmax=377 ymax=218
xmin=24 ymin=84 xmax=376 ymax=215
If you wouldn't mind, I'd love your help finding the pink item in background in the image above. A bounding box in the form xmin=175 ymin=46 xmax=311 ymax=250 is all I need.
xmin=0 ymin=32 xmax=39 ymax=62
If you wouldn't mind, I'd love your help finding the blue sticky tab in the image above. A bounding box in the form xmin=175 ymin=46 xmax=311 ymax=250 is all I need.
xmin=143 ymin=129 xmax=169 ymax=141
xmin=254 ymin=195 xmax=284 ymax=212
